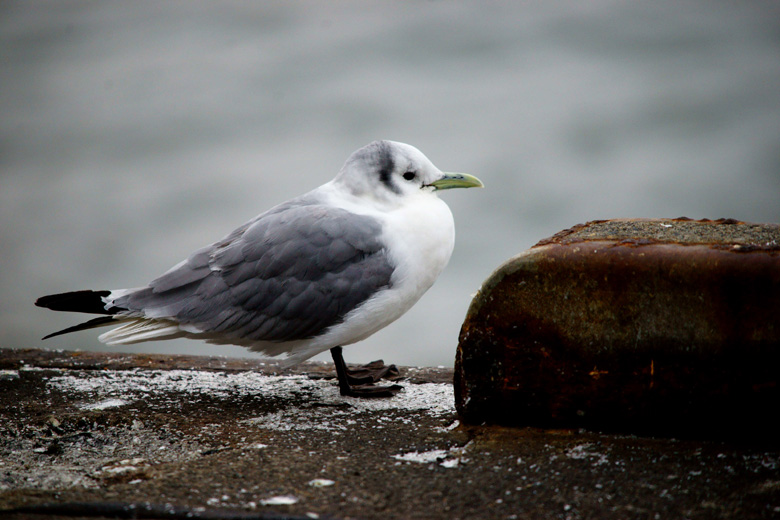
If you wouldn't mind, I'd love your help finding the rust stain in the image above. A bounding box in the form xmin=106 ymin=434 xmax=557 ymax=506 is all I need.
xmin=588 ymin=367 xmax=608 ymax=380
xmin=455 ymin=218 xmax=780 ymax=440
xmin=532 ymin=218 xmax=780 ymax=252
xmin=650 ymin=359 xmax=654 ymax=389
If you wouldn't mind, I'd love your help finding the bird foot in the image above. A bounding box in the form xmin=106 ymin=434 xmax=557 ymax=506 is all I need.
xmin=344 ymin=359 xmax=400 ymax=385
xmin=339 ymin=382 xmax=403 ymax=398
xmin=330 ymin=347 xmax=403 ymax=399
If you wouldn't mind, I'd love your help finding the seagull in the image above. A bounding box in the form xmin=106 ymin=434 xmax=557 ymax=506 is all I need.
xmin=36 ymin=140 xmax=483 ymax=397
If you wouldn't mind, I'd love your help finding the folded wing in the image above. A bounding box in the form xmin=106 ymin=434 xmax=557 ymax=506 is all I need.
xmin=109 ymin=201 xmax=395 ymax=345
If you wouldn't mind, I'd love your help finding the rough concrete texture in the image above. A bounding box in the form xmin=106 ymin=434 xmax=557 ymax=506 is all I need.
xmin=455 ymin=218 xmax=780 ymax=441
xmin=1 ymin=348 xmax=779 ymax=520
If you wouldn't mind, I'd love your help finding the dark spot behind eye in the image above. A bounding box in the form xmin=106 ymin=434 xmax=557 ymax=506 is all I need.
xmin=376 ymin=143 xmax=401 ymax=194
xmin=403 ymin=171 xmax=416 ymax=181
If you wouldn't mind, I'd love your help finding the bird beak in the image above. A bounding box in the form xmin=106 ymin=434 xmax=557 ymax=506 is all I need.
xmin=427 ymin=172 xmax=485 ymax=191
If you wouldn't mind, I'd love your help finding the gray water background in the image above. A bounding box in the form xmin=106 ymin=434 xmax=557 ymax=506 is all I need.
xmin=3 ymin=1 xmax=780 ymax=367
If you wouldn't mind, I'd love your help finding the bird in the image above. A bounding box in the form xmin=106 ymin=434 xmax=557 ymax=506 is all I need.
xmin=35 ymin=140 xmax=483 ymax=397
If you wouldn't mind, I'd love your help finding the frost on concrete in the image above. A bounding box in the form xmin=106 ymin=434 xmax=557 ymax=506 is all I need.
xmin=259 ymin=495 xmax=299 ymax=506
xmin=393 ymin=444 xmax=469 ymax=468
xmin=48 ymin=368 xmax=454 ymax=434
xmin=1 ymin=368 xmax=455 ymax=492
xmin=565 ymin=443 xmax=610 ymax=466
xmin=0 ymin=369 xmax=20 ymax=381
xmin=76 ymin=398 xmax=131 ymax=411
xmin=393 ymin=449 xmax=449 ymax=463
xmin=48 ymin=369 xmax=453 ymax=414
xmin=0 ymin=418 xmax=205 ymax=491
xmin=308 ymin=479 xmax=335 ymax=487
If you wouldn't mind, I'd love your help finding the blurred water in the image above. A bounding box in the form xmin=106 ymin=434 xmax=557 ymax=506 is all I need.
xmin=2 ymin=1 xmax=780 ymax=367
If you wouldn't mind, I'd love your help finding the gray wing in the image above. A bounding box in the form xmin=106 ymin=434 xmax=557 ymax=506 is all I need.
xmin=113 ymin=200 xmax=394 ymax=343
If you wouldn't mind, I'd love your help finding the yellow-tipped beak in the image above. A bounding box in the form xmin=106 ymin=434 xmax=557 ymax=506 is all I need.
xmin=427 ymin=172 xmax=484 ymax=191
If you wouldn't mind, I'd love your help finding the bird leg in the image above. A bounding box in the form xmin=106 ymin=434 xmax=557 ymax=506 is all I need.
xmin=330 ymin=346 xmax=402 ymax=397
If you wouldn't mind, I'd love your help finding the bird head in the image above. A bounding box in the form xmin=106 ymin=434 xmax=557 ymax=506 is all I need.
xmin=334 ymin=140 xmax=483 ymax=205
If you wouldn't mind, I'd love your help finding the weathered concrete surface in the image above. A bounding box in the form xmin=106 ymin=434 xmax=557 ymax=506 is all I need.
xmin=455 ymin=218 xmax=780 ymax=441
xmin=2 ymin=348 xmax=780 ymax=519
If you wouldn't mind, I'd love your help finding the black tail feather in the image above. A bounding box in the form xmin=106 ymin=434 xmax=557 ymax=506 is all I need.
xmin=42 ymin=316 xmax=118 ymax=340
xmin=35 ymin=290 xmax=114 ymax=315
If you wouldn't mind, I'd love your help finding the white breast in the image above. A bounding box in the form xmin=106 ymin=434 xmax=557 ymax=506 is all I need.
xmin=295 ymin=185 xmax=456 ymax=357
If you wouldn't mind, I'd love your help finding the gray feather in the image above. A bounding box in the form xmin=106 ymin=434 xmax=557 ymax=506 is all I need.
xmin=111 ymin=197 xmax=394 ymax=343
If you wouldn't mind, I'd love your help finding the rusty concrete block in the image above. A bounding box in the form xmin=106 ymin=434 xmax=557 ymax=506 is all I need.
xmin=455 ymin=218 xmax=780 ymax=441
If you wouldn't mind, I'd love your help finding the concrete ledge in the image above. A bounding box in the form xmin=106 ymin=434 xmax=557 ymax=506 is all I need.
xmin=455 ymin=218 xmax=780 ymax=441
xmin=3 ymin=347 xmax=779 ymax=518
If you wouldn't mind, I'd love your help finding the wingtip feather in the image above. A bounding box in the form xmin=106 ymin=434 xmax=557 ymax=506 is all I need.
xmin=41 ymin=316 xmax=118 ymax=340
xmin=35 ymin=290 xmax=114 ymax=314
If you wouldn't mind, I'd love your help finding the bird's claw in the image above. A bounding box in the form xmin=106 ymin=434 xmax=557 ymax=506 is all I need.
xmin=344 ymin=359 xmax=400 ymax=385
xmin=339 ymin=383 xmax=403 ymax=398
xmin=330 ymin=347 xmax=403 ymax=398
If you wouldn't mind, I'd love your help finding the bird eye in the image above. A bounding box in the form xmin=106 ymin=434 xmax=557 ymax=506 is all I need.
xmin=402 ymin=171 xmax=416 ymax=181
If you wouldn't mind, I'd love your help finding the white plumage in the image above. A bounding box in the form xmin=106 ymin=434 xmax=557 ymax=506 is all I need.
xmin=37 ymin=141 xmax=483 ymax=396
